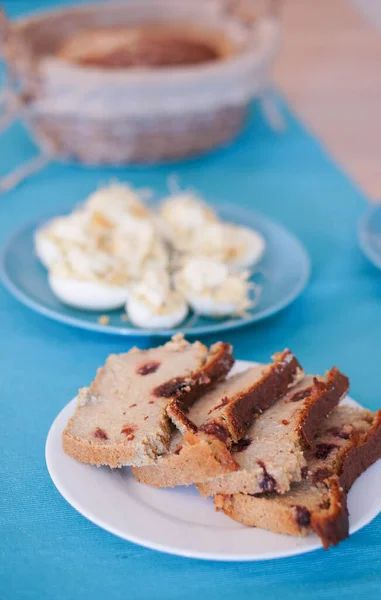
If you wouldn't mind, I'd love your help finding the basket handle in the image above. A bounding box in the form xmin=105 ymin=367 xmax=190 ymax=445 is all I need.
xmin=0 ymin=7 xmax=16 ymax=127
xmin=0 ymin=80 xmax=51 ymax=193
xmin=0 ymin=7 xmax=52 ymax=192
xmin=0 ymin=82 xmax=51 ymax=193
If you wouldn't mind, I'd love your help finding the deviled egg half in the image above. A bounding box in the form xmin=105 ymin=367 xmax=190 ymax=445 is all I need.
xmin=109 ymin=214 xmax=168 ymax=278
xmin=174 ymin=257 xmax=255 ymax=318
xmin=49 ymin=246 xmax=132 ymax=311
xmin=84 ymin=182 xmax=149 ymax=225
xmin=126 ymin=269 xmax=188 ymax=329
xmin=189 ymin=222 xmax=266 ymax=271
xmin=35 ymin=182 xmax=153 ymax=266
xmin=158 ymin=191 xmax=218 ymax=252
xmin=34 ymin=210 xmax=89 ymax=269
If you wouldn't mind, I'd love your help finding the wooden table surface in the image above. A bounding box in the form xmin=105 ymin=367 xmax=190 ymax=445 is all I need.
xmin=274 ymin=0 xmax=381 ymax=201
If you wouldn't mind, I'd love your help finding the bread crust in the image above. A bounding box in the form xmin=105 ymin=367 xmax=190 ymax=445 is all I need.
xmin=165 ymin=342 xmax=234 ymax=434
xmin=338 ymin=410 xmax=381 ymax=492
xmin=200 ymin=350 xmax=302 ymax=444
xmin=310 ymin=478 xmax=349 ymax=549
xmin=298 ymin=368 xmax=349 ymax=446
xmin=62 ymin=341 xmax=233 ymax=468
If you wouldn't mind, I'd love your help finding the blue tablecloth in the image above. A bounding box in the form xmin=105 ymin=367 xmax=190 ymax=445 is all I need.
xmin=1 ymin=2 xmax=381 ymax=599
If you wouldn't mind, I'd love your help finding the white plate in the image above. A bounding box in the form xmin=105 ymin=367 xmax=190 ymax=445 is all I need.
xmin=45 ymin=360 xmax=381 ymax=561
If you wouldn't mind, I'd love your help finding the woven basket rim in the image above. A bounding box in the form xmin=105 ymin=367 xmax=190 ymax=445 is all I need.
xmin=10 ymin=1 xmax=280 ymax=83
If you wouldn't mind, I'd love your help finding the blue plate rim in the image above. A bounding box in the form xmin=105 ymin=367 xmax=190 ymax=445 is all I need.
xmin=358 ymin=204 xmax=381 ymax=271
xmin=0 ymin=208 xmax=311 ymax=337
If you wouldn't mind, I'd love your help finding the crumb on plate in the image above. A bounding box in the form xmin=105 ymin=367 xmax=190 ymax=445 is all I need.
xmin=98 ymin=315 xmax=110 ymax=325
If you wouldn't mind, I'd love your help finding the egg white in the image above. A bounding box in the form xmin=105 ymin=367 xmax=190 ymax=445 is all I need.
xmin=49 ymin=274 xmax=130 ymax=311
xmin=229 ymin=227 xmax=266 ymax=271
xmin=126 ymin=296 xmax=188 ymax=329
xmin=34 ymin=231 xmax=63 ymax=269
xmin=185 ymin=293 xmax=242 ymax=318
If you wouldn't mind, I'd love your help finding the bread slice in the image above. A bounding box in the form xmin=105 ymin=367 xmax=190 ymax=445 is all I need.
xmin=215 ymin=406 xmax=381 ymax=548
xmin=62 ymin=334 xmax=233 ymax=468
xmin=131 ymin=350 xmax=302 ymax=487
xmin=197 ymin=368 xmax=349 ymax=497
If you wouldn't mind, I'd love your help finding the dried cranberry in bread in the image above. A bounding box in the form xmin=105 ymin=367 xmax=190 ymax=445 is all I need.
xmin=132 ymin=350 xmax=302 ymax=487
xmin=198 ymin=368 xmax=349 ymax=497
xmin=215 ymin=406 xmax=381 ymax=549
xmin=62 ymin=334 xmax=233 ymax=468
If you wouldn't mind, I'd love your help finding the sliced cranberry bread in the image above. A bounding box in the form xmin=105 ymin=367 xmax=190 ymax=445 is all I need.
xmin=193 ymin=350 xmax=302 ymax=444
xmin=62 ymin=334 xmax=233 ymax=467
xmin=198 ymin=368 xmax=349 ymax=497
xmin=131 ymin=350 xmax=302 ymax=487
xmin=215 ymin=406 xmax=381 ymax=548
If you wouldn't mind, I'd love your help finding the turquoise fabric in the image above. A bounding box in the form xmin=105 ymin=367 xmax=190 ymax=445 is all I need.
xmin=1 ymin=2 xmax=381 ymax=598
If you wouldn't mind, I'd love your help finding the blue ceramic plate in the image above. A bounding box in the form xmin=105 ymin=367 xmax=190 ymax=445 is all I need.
xmin=359 ymin=204 xmax=381 ymax=271
xmin=0 ymin=205 xmax=310 ymax=337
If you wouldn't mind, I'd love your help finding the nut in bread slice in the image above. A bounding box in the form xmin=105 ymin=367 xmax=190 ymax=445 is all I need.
xmin=62 ymin=334 xmax=233 ymax=468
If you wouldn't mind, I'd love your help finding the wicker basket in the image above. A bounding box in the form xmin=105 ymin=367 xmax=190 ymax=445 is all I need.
xmin=0 ymin=1 xmax=280 ymax=185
